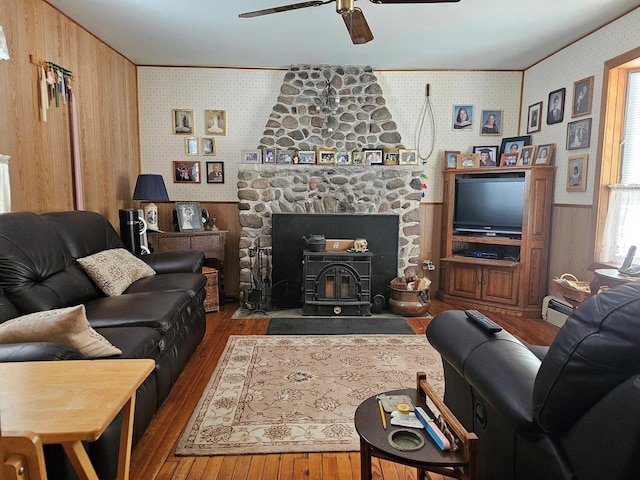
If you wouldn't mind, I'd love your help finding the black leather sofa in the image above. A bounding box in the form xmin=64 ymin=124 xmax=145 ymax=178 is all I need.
xmin=426 ymin=283 xmax=640 ymax=480
xmin=0 ymin=210 xmax=207 ymax=480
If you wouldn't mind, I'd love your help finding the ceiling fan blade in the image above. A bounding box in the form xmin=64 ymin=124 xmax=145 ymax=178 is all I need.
xmin=239 ymin=1 xmax=333 ymax=18
xmin=342 ymin=7 xmax=374 ymax=45
xmin=369 ymin=0 xmax=459 ymax=4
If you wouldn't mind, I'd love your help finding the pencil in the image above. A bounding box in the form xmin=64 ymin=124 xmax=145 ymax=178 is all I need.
xmin=378 ymin=400 xmax=387 ymax=430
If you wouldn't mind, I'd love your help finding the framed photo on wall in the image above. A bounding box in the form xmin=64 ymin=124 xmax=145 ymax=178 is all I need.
xmin=527 ymin=102 xmax=542 ymax=133
xmin=473 ymin=146 xmax=498 ymax=167
xmin=202 ymin=137 xmax=216 ymax=156
xmin=204 ymin=110 xmax=226 ymax=136
xmin=452 ymin=105 xmax=473 ymax=130
xmin=567 ymin=154 xmax=588 ymax=191
xmin=480 ymin=110 xmax=502 ymax=135
xmin=185 ymin=137 xmax=198 ymax=156
xmin=572 ymin=76 xmax=594 ymax=117
xmin=534 ymin=144 xmax=554 ymax=165
xmin=547 ymin=88 xmax=566 ymax=125
xmin=172 ymin=109 xmax=194 ymax=135
xmin=206 ymin=161 xmax=224 ymax=184
xmin=173 ymin=161 xmax=201 ymax=183
xmin=567 ymin=118 xmax=592 ymax=150
xmin=176 ymin=202 xmax=203 ymax=231
xmin=445 ymin=151 xmax=460 ymax=169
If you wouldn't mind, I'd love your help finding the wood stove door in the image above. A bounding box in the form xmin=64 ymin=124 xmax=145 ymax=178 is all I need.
xmin=318 ymin=265 xmax=358 ymax=301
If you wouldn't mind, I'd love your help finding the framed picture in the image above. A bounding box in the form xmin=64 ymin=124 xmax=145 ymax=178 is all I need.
xmin=500 ymin=153 xmax=519 ymax=167
xmin=445 ymin=151 xmax=460 ymax=169
xmin=364 ymin=149 xmax=383 ymax=165
xmin=172 ymin=109 xmax=194 ymax=135
xmin=572 ymin=76 xmax=594 ymax=117
xmin=457 ymin=153 xmax=479 ymax=169
xmin=452 ymin=105 xmax=473 ymax=130
xmin=480 ymin=110 xmax=502 ymax=135
xmin=517 ymin=145 xmax=537 ymax=166
xmin=567 ymin=154 xmax=588 ymax=191
xmin=206 ymin=161 xmax=224 ymax=184
xmin=383 ymin=148 xmax=399 ymax=165
xmin=352 ymin=151 xmax=366 ymax=165
xmin=263 ymin=148 xmax=277 ymax=164
xmin=335 ymin=151 xmax=352 ymax=165
xmin=317 ymin=148 xmax=337 ymax=165
xmin=566 ymin=118 xmax=592 ymax=150
xmin=204 ymin=109 xmax=226 ymax=136
xmin=399 ymin=149 xmax=419 ymax=165
xmin=527 ymin=102 xmax=542 ymax=134
xmin=185 ymin=137 xmax=198 ymax=156
xmin=547 ymin=88 xmax=566 ymax=125
xmin=534 ymin=143 xmax=554 ymax=165
xmin=202 ymin=137 xmax=216 ymax=156
xmin=241 ymin=149 xmax=262 ymax=164
xmin=500 ymin=135 xmax=531 ymax=156
xmin=298 ymin=150 xmax=316 ymax=164
xmin=176 ymin=202 xmax=203 ymax=232
xmin=277 ymin=150 xmax=295 ymax=164
xmin=473 ymin=145 xmax=499 ymax=167
xmin=173 ymin=161 xmax=201 ymax=183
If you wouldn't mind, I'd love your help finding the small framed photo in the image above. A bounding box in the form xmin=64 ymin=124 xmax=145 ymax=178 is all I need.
xmin=500 ymin=153 xmax=519 ymax=167
xmin=277 ymin=149 xmax=295 ymax=164
xmin=202 ymin=137 xmax=216 ymax=156
xmin=517 ymin=145 xmax=537 ymax=166
xmin=473 ymin=146 xmax=499 ymax=167
xmin=457 ymin=153 xmax=479 ymax=169
xmin=567 ymin=118 xmax=592 ymax=150
xmin=317 ymin=148 xmax=337 ymax=165
xmin=172 ymin=109 xmax=194 ymax=135
xmin=445 ymin=151 xmax=460 ymax=169
xmin=384 ymin=149 xmax=399 ymax=165
xmin=500 ymin=135 xmax=531 ymax=156
xmin=204 ymin=110 xmax=226 ymax=136
xmin=206 ymin=161 xmax=224 ymax=184
xmin=263 ymin=148 xmax=277 ymax=164
xmin=480 ymin=110 xmax=502 ymax=135
xmin=335 ymin=151 xmax=352 ymax=165
xmin=534 ymin=143 xmax=554 ymax=165
xmin=352 ymin=151 xmax=366 ymax=165
xmin=572 ymin=76 xmax=594 ymax=117
xmin=176 ymin=202 xmax=203 ymax=232
xmin=527 ymin=102 xmax=542 ymax=134
xmin=173 ymin=161 xmax=201 ymax=183
xmin=185 ymin=137 xmax=198 ymax=156
xmin=567 ymin=154 xmax=588 ymax=191
xmin=241 ymin=149 xmax=262 ymax=164
xmin=364 ymin=149 xmax=383 ymax=165
xmin=547 ymin=88 xmax=566 ymax=125
xmin=453 ymin=105 xmax=473 ymax=130
xmin=399 ymin=149 xmax=419 ymax=165
xmin=298 ymin=150 xmax=316 ymax=164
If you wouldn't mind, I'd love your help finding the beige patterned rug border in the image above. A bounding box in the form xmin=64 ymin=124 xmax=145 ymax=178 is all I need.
xmin=176 ymin=335 xmax=444 ymax=456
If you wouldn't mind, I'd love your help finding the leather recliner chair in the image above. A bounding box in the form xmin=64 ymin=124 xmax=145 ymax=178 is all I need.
xmin=426 ymin=282 xmax=640 ymax=480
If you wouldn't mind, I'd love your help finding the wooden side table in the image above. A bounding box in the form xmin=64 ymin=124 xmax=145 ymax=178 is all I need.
xmin=590 ymin=268 xmax=640 ymax=295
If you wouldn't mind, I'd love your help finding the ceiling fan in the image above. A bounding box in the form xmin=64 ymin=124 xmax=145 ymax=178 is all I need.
xmin=239 ymin=0 xmax=460 ymax=45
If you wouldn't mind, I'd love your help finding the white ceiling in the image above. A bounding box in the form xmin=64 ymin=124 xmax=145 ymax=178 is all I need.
xmin=47 ymin=0 xmax=640 ymax=70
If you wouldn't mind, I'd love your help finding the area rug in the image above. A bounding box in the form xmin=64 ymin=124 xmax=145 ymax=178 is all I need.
xmin=266 ymin=316 xmax=414 ymax=335
xmin=176 ymin=335 xmax=444 ymax=456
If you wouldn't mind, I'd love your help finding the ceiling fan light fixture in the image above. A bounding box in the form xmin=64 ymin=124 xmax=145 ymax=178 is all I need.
xmin=336 ymin=0 xmax=354 ymax=14
xmin=342 ymin=7 xmax=374 ymax=45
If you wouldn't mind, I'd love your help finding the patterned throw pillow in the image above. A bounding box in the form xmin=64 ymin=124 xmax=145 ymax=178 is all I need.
xmin=0 ymin=305 xmax=121 ymax=358
xmin=77 ymin=248 xmax=155 ymax=296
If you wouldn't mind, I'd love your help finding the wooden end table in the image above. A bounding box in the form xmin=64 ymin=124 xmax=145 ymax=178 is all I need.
xmin=0 ymin=359 xmax=154 ymax=480
xmin=354 ymin=372 xmax=478 ymax=480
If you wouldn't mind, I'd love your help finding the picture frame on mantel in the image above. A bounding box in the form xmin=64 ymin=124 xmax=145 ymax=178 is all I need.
xmin=176 ymin=202 xmax=204 ymax=232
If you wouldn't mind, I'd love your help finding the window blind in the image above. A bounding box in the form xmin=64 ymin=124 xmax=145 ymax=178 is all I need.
xmin=621 ymin=70 xmax=640 ymax=184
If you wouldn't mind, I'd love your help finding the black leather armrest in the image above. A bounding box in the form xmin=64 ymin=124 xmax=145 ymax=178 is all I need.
xmin=141 ymin=251 xmax=205 ymax=274
xmin=0 ymin=343 xmax=83 ymax=362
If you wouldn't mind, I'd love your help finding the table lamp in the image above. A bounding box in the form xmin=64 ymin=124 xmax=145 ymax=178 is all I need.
xmin=132 ymin=174 xmax=169 ymax=231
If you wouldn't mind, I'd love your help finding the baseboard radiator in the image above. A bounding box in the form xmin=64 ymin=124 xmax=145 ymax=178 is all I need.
xmin=542 ymin=296 xmax=573 ymax=328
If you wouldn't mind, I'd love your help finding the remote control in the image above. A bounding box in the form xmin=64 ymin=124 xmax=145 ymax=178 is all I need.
xmin=465 ymin=310 xmax=503 ymax=333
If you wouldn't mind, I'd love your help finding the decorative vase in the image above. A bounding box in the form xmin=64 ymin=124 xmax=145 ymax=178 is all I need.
xmin=388 ymin=287 xmax=431 ymax=317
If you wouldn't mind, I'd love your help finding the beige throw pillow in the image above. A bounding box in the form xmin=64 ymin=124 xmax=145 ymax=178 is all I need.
xmin=77 ymin=248 xmax=155 ymax=296
xmin=0 ymin=305 xmax=122 ymax=358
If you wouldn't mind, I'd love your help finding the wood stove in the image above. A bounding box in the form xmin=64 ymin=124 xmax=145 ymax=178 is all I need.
xmin=302 ymin=250 xmax=372 ymax=316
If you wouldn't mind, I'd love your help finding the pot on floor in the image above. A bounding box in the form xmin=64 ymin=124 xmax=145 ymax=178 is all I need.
xmin=388 ymin=287 xmax=431 ymax=317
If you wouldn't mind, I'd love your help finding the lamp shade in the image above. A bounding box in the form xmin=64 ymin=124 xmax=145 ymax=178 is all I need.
xmin=132 ymin=174 xmax=169 ymax=201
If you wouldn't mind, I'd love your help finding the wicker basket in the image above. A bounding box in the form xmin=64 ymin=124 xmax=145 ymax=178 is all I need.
xmin=552 ymin=273 xmax=591 ymax=307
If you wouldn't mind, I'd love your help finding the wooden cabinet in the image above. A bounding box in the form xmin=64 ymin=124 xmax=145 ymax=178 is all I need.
xmin=439 ymin=167 xmax=554 ymax=318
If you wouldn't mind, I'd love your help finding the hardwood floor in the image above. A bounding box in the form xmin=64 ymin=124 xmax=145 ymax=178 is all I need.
xmin=129 ymin=298 xmax=558 ymax=480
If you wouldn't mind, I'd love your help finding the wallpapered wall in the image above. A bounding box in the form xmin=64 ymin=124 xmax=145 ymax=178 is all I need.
xmin=521 ymin=7 xmax=640 ymax=206
xmin=138 ymin=68 xmax=522 ymax=203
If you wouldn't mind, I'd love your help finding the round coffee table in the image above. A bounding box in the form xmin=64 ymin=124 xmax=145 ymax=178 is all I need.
xmin=354 ymin=387 xmax=472 ymax=480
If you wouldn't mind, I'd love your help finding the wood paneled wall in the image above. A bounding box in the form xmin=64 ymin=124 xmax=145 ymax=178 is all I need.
xmin=0 ymin=0 xmax=139 ymax=226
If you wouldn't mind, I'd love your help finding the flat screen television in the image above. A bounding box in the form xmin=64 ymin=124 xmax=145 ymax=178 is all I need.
xmin=453 ymin=173 xmax=525 ymax=236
